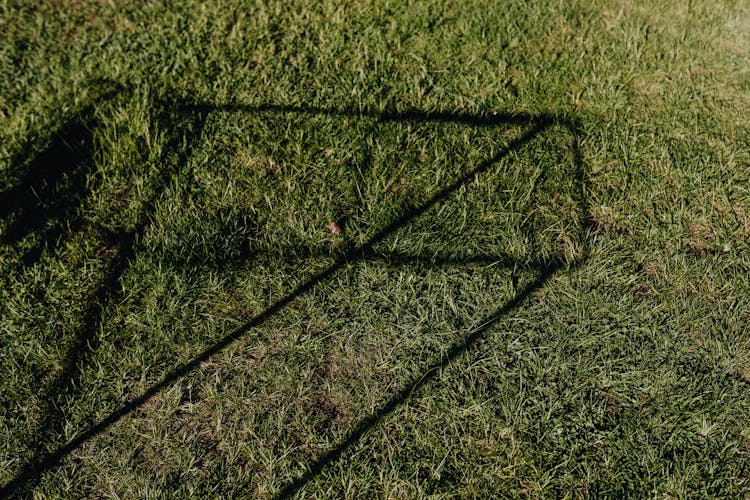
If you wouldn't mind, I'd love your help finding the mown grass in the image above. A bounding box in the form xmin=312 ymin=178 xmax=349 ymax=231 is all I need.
xmin=1 ymin=0 xmax=749 ymax=497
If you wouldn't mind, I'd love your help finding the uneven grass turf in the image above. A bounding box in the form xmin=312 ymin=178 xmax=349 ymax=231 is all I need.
xmin=1 ymin=0 xmax=749 ymax=497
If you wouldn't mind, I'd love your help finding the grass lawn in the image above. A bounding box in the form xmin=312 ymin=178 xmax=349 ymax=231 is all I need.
xmin=1 ymin=0 xmax=749 ymax=497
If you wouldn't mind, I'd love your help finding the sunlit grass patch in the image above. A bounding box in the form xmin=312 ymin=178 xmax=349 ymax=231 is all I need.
xmin=1 ymin=0 xmax=749 ymax=497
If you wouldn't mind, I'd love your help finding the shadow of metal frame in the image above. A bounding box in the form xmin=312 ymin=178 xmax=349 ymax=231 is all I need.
xmin=1 ymin=100 xmax=589 ymax=496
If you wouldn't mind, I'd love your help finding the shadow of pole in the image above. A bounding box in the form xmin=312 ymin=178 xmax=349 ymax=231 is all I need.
xmin=276 ymin=259 xmax=565 ymax=499
xmin=1 ymin=102 xmax=591 ymax=496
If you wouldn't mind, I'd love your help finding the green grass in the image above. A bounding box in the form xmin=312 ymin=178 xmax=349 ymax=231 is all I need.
xmin=1 ymin=0 xmax=749 ymax=497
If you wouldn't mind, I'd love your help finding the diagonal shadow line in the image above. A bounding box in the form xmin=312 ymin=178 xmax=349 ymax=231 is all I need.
xmin=273 ymin=119 xmax=591 ymax=498
xmin=272 ymin=117 xmax=591 ymax=498
xmin=1 ymin=113 xmax=550 ymax=496
xmin=275 ymin=258 xmax=566 ymax=499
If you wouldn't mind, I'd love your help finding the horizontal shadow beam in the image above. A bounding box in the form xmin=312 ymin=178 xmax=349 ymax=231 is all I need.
xmin=179 ymin=102 xmax=559 ymax=128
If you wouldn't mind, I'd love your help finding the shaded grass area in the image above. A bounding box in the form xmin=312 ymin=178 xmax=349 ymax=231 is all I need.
xmin=1 ymin=0 xmax=749 ymax=497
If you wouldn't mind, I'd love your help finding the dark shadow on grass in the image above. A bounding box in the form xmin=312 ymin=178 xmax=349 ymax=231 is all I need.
xmin=0 ymin=94 xmax=209 ymax=497
xmin=22 ymin=103 xmax=209 ymax=481
xmin=266 ymin=111 xmax=590 ymax=499
xmin=1 ymin=105 xmax=98 ymax=268
xmin=275 ymin=259 xmax=566 ymax=499
xmin=1 ymin=102 xmax=589 ymax=497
